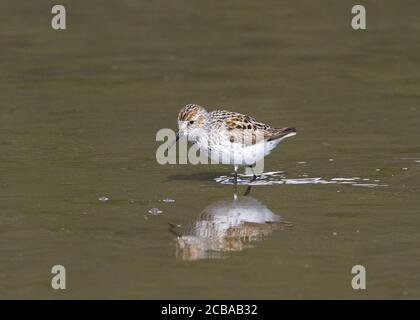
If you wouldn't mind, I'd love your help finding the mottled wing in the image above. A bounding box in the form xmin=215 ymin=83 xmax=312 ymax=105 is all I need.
xmin=211 ymin=110 xmax=271 ymax=146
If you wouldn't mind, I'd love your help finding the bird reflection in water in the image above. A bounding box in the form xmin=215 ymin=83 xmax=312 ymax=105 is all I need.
xmin=173 ymin=187 xmax=292 ymax=261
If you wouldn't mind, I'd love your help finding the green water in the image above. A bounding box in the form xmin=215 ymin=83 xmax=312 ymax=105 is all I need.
xmin=1 ymin=0 xmax=419 ymax=299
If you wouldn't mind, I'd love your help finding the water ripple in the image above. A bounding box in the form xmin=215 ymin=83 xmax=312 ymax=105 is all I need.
xmin=214 ymin=172 xmax=387 ymax=188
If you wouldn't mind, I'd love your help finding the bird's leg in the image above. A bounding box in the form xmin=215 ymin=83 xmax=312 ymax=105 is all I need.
xmin=248 ymin=165 xmax=257 ymax=181
xmin=233 ymin=165 xmax=239 ymax=185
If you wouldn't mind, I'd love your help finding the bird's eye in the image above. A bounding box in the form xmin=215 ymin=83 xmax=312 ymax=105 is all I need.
xmin=189 ymin=120 xmax=195 ymax=125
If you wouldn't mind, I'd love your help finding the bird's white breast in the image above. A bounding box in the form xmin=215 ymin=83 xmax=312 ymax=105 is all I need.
xmin=195 ymin=134 xmax=282 ymax=166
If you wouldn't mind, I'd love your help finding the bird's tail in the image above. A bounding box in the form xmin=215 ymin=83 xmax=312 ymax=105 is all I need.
xmin=267 ymin=127 xmax=297 ymax=141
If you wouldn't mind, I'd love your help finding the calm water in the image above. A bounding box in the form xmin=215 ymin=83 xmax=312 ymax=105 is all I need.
xmin=1 ymin=0 xmax=419 ymax=299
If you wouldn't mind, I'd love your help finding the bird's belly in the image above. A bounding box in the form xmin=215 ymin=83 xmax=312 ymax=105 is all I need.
xmin=199 ymin=140 xmax=277 ymax=166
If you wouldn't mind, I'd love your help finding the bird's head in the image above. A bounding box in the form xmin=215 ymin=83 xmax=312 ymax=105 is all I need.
xmin=166 ymin=104 xmax=208 ymax=152
xmin=176 ymin=104 xmax=208 ymax=140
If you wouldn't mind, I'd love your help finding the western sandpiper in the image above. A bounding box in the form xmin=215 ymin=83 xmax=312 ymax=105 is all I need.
xmin=169 ymin=104 xmax=296 ymax=183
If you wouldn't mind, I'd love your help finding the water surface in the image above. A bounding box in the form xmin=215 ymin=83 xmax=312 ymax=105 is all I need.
xmin=1 ymin=0 xmax=419 ymax=299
